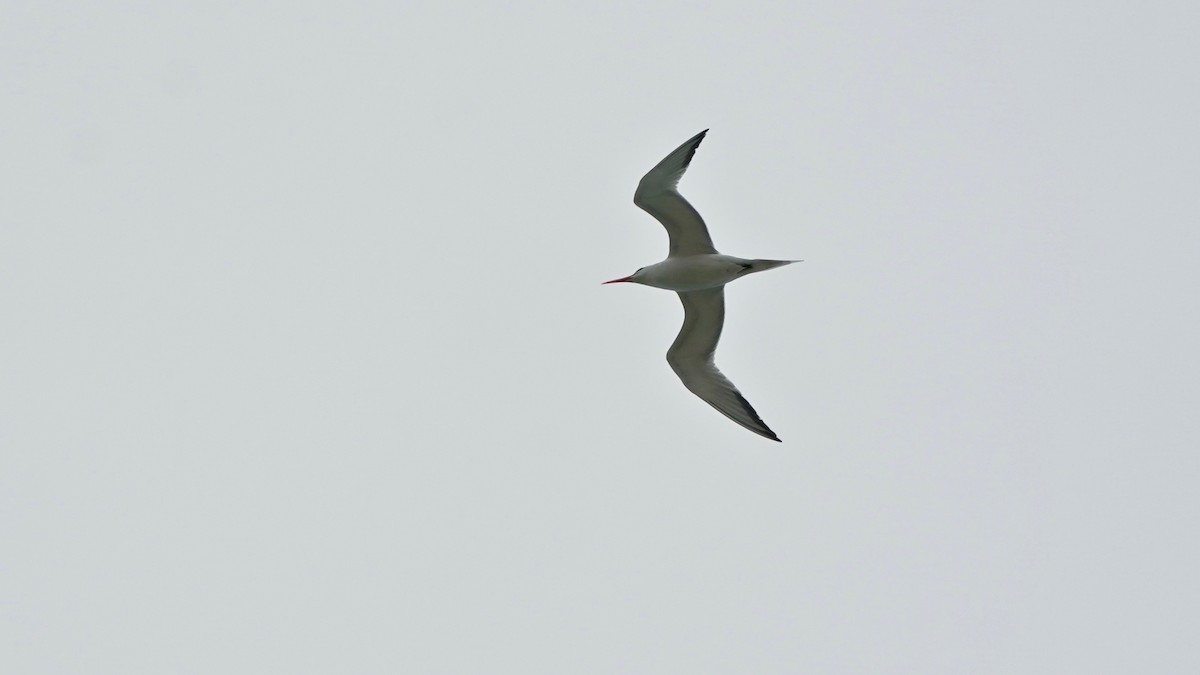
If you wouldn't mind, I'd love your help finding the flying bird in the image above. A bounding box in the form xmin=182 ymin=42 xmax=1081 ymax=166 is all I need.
xmin=604 ymin=130 xmax=798 ymax=442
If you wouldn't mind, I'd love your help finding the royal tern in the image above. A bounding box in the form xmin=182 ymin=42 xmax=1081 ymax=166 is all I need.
xmin=603 ymin=130 xmax=797 ymax=442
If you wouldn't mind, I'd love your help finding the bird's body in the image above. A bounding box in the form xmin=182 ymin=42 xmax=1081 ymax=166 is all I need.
xmin=618 ymin=254 xmax=794 ymax=292
xmin=604 ymin=130 xmax=797 ymax=442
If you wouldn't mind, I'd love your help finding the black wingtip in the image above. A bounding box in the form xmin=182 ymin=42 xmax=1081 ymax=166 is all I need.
xmin=731 ymin=391 xmax=781 ymax=442
xmin=683 ymin=130 xmax=708 ymax=166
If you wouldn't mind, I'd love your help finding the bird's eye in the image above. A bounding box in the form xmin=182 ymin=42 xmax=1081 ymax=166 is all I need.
xmin=635 ymin=267 xmax=645 ymax=274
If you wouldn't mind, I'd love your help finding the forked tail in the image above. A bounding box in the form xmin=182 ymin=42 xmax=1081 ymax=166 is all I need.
xmin=743 ymin=259 xmax=800 ymax=275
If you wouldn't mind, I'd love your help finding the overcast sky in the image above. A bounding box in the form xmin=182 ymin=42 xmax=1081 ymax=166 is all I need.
xmin=3 ymin=1 xmax=1199 ymax=673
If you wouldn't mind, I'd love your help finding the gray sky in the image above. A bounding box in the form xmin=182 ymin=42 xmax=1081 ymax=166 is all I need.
xmin=3 ymin=1 xmax=1199 ymax=673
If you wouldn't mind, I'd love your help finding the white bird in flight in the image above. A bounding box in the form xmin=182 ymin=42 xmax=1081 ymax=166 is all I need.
xmin=603 ymin=130 xmax=798 ymax=442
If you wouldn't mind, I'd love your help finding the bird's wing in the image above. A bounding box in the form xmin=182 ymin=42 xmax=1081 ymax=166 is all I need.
xmin=633 ymin=129 xmax=718 ymax=258
xmin=666 ymin=288 xmax=780 ymax=441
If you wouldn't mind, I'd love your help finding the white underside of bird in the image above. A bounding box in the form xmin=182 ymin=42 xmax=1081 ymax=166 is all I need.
xmin=604 ymin=130 xmax=798 ymax=442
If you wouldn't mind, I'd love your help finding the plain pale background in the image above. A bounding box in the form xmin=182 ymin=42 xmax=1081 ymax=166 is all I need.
xmin=3 ymin=1 xmax=1198 ymax=673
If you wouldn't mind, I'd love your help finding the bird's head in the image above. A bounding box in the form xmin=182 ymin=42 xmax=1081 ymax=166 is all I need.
xmin=602 ymin=266 xmax=646 ymax=285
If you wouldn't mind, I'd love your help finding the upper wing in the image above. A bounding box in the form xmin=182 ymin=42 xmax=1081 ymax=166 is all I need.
xmin=666 ymin=288 xmax=781 ymax=441
xmin=633 ymin=130 xmax=718 ymax=258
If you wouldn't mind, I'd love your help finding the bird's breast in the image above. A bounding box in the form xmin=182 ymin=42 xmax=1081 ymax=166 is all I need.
xmin=639 ymin=255 xmax=747 ymax=291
